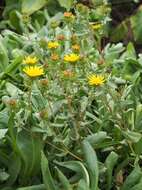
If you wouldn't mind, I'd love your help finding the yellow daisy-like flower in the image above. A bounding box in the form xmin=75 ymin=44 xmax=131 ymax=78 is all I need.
xmin=23 ymin=56 xmax=38 ymax=65
xmin=23 ymin=66 xmax=44 ymax=78
xmin=47 ymin=41 xmax=59 ymax=49
xmin=64 ymin=53 xmax=80 ymax=63
xmin=88 ymin=74 xmax=105 ymax=86
xmin=89 ymin=23 xmax=103 ymax=30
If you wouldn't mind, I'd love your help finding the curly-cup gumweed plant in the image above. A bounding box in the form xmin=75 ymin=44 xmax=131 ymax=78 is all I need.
xmin=1 ymin=1 xmax=142 ymax=190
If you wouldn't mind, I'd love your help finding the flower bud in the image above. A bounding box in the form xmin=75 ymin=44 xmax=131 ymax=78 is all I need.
xmin=50 ymin=53 xmax=59 ymax=61
xmin=56 ymin=34 xmax=65 ymax=41
xmin=39 ymin=109 xmax=48 ymax=120
xmin=7 ymin=98 xmax=17 ymax=108
xmin=40 ymin=79 xmax=48 ymax=86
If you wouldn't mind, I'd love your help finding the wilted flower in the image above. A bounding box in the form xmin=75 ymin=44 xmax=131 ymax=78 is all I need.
xmin=97 ymin=58 xmax=105 ymax=65
xmin=63 ymin=70 xmax=74 ymax=77
xmin=23 ymin=66 xmax=44 ymax=77
xmin=7 ymin=99 xmax=17 ymax=108
xmin=57 ymin=34 xmax=65 ymax=41
xmin=50 ymin=53 xmax=59 ymax=61
xmin=88 ymin=74 xmax=105 ymax=86
xmin=40 ymin=79 xmax=48 ymax=86
xmin=71 ymin=34 xmax=78 ymax=42
xmin=72 ymin=44 xmax=80 ymax=51
xmin=39 ymin=109 xmax=48 ymax=120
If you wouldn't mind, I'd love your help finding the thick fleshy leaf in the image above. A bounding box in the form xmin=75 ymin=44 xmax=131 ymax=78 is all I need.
xmin=55 ymin=161 xmax=90 ymax=186
xmin=22 ymin=0 xmax=47 ymax=15
xmin=17 ymin=131 xmax=42 ymax=183
xmin=41 ymin=152 xmax=56 ymax=190
xmin=121 ymin=165 xmax=142 ymax=190
xmin=57 ymin=0 xmax=74 ymax=10
xmin=105 ymin=151 xmax=118 ymax=190
xmin=82 ymin=140 xmax=99 ymax=190
xmin=17 ymin=184 xmax=45 ymax=190
xmin=56 ymin=167 xmax=72 ymax=190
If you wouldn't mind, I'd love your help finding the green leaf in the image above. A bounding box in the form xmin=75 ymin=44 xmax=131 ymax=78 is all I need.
xmin=56 ymin=167 xmax=72 ymax=190
xmin=41 ymin=152 xmax=56 ymax=190
xmin=134 ymin=138 xmax=142 ymax=155
xmin=9 ymin=10 xmax=24 ymax=33
xmin=5 ymin=56 xmax=23 ymax=75
xmin=129 ymin=178 xmax=142 ymax=190
xmin=0 ymin=109 xmax=9 ymax=128
xmin=0 ymin=170 xmax=9 ymax=182
xmin=121 ymin=165 xmax=142 ymax=190
xmin=5 ymin=154 xmax=21 ymax=186
xmin=130 ymin=5 xmax=142 ymax=43
xmin=82 ymin=140 xmax=99 ymax=190
xmin=91 ymin=0 xmax=104 ymax=6
xmin=85 ymin=131 xmax=107 ymax=145
xmin=55 ymin=161 xmax=89 ymax=186
xmin=57 ymin=0 xmax=74 ymax=10
xmin=22 ymin=0 xmax=47 ymax=15
xmin=1 ymin=187 xmax=14 ymax=190
xmin=17 ymin=184 xmax=45 ymax=190
xmin=77 ymin=179 xmax=90 ymax=190
xmin=0 ymin=36 xmax=9 ymax=72
xmin=105 ymin=151 xmax=118 ymax=190
xmin=0 ymin=129 xmax=8 ymax=139
xmin=122 ymin=130 xmax=142 ymax=143
xmin=32 ymin=82 xmax=47 ymax=111
xmin=17 ymin=131 xmax=42 ymax=183
xmin=125 ymin=42 xmax=136 ymax=59
xmin=6 ymin=82 xmax=22 ymax=97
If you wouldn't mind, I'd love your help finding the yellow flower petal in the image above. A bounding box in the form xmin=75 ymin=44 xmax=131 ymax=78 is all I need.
xmin=89 ymin=22 xmax=103 ymax=30
xmin=88 ymin=74 xmax=105 ymax=86
xmin=23 ymin=66 xmax=44 ymax=77
xmin=23 ymin=56 xmax=38 ymax=65
xmin=64 ymin=53 xmax=80 ymax=63
xmin=48 ymin=41 xmax=59 ymax=49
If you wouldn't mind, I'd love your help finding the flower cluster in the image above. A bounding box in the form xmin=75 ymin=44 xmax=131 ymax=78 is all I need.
xmin=23 ymin=55 xmax=44 ymax=78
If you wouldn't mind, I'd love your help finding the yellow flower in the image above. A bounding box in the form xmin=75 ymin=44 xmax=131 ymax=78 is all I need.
xmin=48 ymin=41 xmax=59 ymax=49
xmin=72 ymin=44 xmax=80 ymax=51
xmin=23 ymin=56 xmax=38 ymax=65
xmin=90 ymin=22 xmax=103 ymax=30
xmin=88 ymin=74 xmax=105 ymax=86
xmin=23 ymin=66 xmax=44 ymax=77
xmin=64 ymin=53 xmax=80 ymax=63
